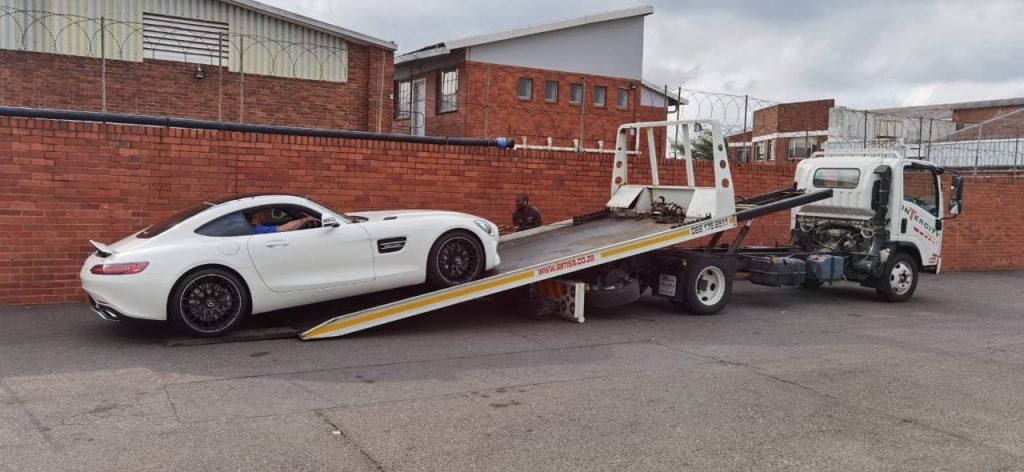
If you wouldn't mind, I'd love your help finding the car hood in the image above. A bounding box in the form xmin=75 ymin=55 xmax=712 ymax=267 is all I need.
xmin=347 ymin=209 xmax=479 ymax=222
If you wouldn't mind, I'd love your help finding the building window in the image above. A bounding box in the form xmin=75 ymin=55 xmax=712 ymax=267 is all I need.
xmin=569 ymin=84 xmax=583 ymax=105
xmin=736 ymin=146 xmax=751 ymax=163
xmin=518 ymin=78 xmax=533 ymax=100
xmin=788 ymin=136 xmax=815 ymax=159
xmin=768 ymin=140 xmax=775 ymax=161
xmin=755 ymin=142 xmax=766 ymax=162
xmin=544 ymin=80 xmax=558 ymax=103
xmin=438 ymin=68 xmax=458 ymax=113
xmin=143 ymin=13 xmax=228 ymax=66
xmin=616 ymin=89 xmax=629 ymax=109
xmin=394 ymin=80 xmax=411 ymax=120
xmin=593 ymin=86 xmax=606 ymax=107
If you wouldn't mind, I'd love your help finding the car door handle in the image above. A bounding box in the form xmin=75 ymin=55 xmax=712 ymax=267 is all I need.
xmin=265 ymin=240 xmax=289 ymax=248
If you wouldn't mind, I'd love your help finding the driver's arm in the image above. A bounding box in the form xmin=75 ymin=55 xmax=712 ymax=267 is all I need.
xmin=277 ymin=216 xmax=314 ymax=232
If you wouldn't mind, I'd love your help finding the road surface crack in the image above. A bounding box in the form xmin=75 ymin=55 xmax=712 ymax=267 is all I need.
xmin=314 ymin=410 xmax=384 ymax=471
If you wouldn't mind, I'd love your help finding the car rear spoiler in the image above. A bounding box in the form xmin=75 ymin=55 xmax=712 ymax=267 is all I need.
xmin=89 ymin=240 xmax=117 ymax=258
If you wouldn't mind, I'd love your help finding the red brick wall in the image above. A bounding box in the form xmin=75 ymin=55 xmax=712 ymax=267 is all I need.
xmin=0 ymin=117 xmax=1019 ymax=304
xmin=953 ymin=105 xmax=1024 ymax=126
xmin=0 ymin=46 xmax=394 ymax=131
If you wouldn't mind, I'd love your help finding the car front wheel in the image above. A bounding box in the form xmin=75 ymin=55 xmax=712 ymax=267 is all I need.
xmin=427 ymin=231 xmax=485 ymax=288
xmin=169 ymin=268 xmax=250 ymax=337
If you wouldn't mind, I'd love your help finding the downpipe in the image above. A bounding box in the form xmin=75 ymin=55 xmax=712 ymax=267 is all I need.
xmin=0 ymin=106 xmax=515 ymax=149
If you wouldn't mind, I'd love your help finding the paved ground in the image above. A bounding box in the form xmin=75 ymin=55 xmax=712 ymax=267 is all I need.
xmin=2 ymin=271 xmax=1024 ymax=471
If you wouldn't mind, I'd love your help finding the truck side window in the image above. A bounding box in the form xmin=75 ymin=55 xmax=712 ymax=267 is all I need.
xmin=903 ymin=167 xmax=939 ymax=217
xmin=812 ymin=168 xmax=860 ymax=189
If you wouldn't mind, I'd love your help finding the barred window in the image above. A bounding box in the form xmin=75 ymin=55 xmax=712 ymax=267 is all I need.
xmin=569 ymin=84 xmax=583 ymax=105
xmin=438 ymin=68 xmax=458 ymax=113
xmin=394 ymin=80 xmax=411 ymax=120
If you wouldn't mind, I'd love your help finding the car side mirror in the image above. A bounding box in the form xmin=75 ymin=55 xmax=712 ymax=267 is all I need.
xmin=322 ymin=215 xmax=341 ymax=228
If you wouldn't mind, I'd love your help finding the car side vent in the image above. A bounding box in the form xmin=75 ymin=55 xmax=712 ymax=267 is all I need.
xmin=378 ymin=237 xmax=407 ymax=253
xmin=383 ymin=216 xmax=398 ymax=221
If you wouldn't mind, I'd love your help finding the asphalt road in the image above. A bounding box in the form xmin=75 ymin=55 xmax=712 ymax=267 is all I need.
xmin=2 ymin=271 xmax=1023 ymax=471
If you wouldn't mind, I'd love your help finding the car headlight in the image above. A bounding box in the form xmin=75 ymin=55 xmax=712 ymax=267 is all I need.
xmin=474 ymin=219 xmax=494 ymax=236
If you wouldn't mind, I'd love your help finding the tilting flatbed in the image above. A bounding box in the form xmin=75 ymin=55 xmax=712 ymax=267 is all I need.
xmin=300 ymin=119 xmax=836 ymax=340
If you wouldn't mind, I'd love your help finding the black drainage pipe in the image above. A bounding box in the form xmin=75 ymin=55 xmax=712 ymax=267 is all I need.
xmin=0 ymin=106 xmax=515 ymax=149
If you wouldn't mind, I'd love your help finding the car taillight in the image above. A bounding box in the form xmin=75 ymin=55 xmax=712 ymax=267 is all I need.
xmin=90 ymin=262 xmax=149 ymax=275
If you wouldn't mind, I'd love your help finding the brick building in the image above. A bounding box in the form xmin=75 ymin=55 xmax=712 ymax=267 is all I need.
xmin=872 ymin=97 xmax=1024 ymax=131
xmin=727 ymin=96 xmax=1024 ymax=166
xmin=727 ymin=99 xmax=833 ymax=164
xmin=0 ymin=0 xmax=397 ymax=131
xmin=391 ymin=7 xmax=678 ymax=150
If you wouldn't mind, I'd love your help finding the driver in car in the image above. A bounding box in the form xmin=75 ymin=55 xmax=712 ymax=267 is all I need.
xmin=248 ymin=209 xmax=315 ymax=234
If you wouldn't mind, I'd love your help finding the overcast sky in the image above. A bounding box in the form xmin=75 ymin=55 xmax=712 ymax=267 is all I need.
xmin=263 ymin=0 xmax=1024 ymax=110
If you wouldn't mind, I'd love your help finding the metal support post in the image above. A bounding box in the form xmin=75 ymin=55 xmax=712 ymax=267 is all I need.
xmin=100 ymin=17 xmax=106 ymax=113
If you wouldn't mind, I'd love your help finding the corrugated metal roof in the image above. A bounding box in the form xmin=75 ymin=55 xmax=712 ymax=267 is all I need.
xmin=397 ymin=6 xmax=653 ymax=63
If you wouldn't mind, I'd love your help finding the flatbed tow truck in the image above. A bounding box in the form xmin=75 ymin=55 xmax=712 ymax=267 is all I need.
xmin=302 ymin=118 xmax=967 ymax=340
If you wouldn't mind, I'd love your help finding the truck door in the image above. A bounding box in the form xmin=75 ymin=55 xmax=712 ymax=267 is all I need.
xmin=895 ymin=165 xmax=943 ymax=272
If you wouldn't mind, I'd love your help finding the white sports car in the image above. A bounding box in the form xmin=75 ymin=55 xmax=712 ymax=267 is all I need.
xmin=81 ymin=194 xmax=501 ymax=337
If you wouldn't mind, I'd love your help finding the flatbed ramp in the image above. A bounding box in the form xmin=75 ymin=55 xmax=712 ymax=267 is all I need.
xmin=300 ymin=214 xmax=737 ymax=340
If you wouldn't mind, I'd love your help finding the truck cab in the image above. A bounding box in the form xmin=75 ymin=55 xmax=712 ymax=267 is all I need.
xmin=791 ymin=150 xmax=965 ymax=300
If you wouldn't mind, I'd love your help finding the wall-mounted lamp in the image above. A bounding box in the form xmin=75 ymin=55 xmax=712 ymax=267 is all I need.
xmin=194 ymin=65 xmax=205 ymax=80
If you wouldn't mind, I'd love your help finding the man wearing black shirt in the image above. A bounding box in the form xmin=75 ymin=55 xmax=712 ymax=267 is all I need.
xmin=512 ymin=193 xmax=542 ymax=231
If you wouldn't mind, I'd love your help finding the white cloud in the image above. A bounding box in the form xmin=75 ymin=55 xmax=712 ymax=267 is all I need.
xmin=263 ymin=0 xmax=1024 ymax=111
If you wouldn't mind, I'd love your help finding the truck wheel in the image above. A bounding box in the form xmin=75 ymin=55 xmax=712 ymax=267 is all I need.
xmin=680 ymin=255 xmax=732 ymax=315
xmin=876 ymin=252 xmax=918 ymax=302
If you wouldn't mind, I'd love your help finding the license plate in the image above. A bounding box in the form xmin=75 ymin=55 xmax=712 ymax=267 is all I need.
xmin=658 ymin=274 xmax=677 ymax=297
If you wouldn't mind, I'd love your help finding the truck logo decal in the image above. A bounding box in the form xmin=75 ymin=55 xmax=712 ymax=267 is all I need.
xmin=537 ymin=255 xmax=597 ymax=276
xmin=903 ymin=206 xmax=938 ymax=236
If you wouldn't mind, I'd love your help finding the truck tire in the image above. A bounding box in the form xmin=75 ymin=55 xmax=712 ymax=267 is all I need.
xmin=876 ymin=252 xmax=918 ymax=303
xmin=678 ymin=255 xmax=732 ymax=316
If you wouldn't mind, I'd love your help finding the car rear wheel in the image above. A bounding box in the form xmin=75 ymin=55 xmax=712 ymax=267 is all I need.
xmin=427 ymin=231 xmax=485 ymax=288
xmin=169 ymin=268 xmax=250 ymax=337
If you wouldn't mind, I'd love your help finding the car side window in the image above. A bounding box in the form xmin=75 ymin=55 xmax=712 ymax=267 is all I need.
xmin=195 ymin=212 xmax=254 ymax=237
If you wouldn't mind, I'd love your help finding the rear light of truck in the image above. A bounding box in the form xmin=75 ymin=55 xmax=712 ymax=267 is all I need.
xmin=90 ymin=262 xmax=149 ymax=275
